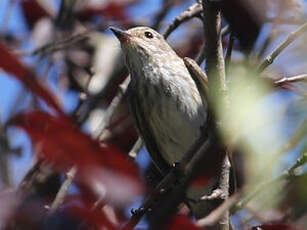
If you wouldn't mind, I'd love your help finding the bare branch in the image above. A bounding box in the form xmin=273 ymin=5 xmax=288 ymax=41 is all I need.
xmin=201 ymin=188 xmax=225 ymax=201
xmin=274 ymin=74 xmax=307 ymax=86
xmin=258 ymin=22 xmax=307 ymax=73
xmin=195 ymin=25 xmax=230 ymax=65
xmin=98 ymin=77 xmax=130 ymax=140
xmin=234 ymin=152 xmax=307 ymax=212
xmin=200 ymin=0 xmax=229 ymax=229
xmin=202 ymin=0 xmax=226 ymax=91
xmin=257 ymin=3 xmax=284 ymax=59
xmin=128 ymin=137 xmax=144 ymax=160
xmin=231 ymin=119 xmax=307 ymax=213
xmin=264 ymin=17 xmax=305 ymax=25
xmin=16 ymin=27 xmax=94 ymax=57
xmin=267 ymin=118 xmax=307 ymax=164
xmin=152 ymin=0 xmax=177 ymax=30
xmin=197 ymin=191 xmax=242 ymax=227
xmin=49 ymin=166 xmax=77 ymax=213
xmin=74 ymin=66 xmax=128 ymax=125
xmin=163 ymin=2 xmax=203 ymax=39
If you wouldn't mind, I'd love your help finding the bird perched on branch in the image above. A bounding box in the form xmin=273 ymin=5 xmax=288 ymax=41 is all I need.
xmin=110 ymin=26 xmax=209 ymax=217
xmin=110 ymin=26 xmax=208 ymax=172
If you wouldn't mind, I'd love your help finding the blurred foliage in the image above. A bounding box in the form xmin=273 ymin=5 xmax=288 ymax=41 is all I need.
xmin=0 ymin=0 xmax=306 ymax=230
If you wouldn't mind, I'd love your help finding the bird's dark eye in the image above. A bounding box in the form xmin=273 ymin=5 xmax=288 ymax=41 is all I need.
xmin=144 ymin=31 xmax=153 ymax=39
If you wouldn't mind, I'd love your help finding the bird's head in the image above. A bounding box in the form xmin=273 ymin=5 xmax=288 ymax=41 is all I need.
xmin=109 ymin=26 xmax=176 ymax=62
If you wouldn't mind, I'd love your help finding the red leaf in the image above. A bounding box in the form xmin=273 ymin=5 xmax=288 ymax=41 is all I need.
xmin=21 ymin=0 xmax=51 ymax=28
xmin=0 ymin=43 xmax=64 ymax=115
xmin=12 ymin=111 xmax=138 ymax=174
xmin=252 ymin=224 xmax=307 ymax=230
xmin=11 ymin=111 xmax=144 ymax=205
xmin=167 ymin=216 xmax=203 ymax=230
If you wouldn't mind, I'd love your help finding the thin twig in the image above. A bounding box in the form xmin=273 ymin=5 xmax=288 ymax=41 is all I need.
xmin=152 ymin=0 xmax=177 ymax=30
xmin=17 ymin=27 xmax=94 ymax=57
xmin=202 ymin=1 xmax=226 ymax=92
xmin=128 ymin=137 xmax=144 ymax=160
xmin=201 ymin=1 xmax=229 ymax=229
xmin=49 ymin=166 xmax=77 ymax=213
xmin=195 ymin=44 xmax=206 ymax=65
xmin=258 ymin=22 xmax=307 ymax=73
xmin=163 ymin=2 xmax=203 ymax=39
xmin=98 ymin=77 xmax=130 ymax=140
xmin=274 ymin=74 xmax=307 ymax=86
xmin=279 ymin=118 xmax=307 ymax=153
xmin=261 ymin=118 xmax=307 ymax=176
xmin=75 ymin=66 xmax=128 ymax=124
xmin=234 ymin=152 xmax=307 ymax=212
xmin=195 ymin=25 xmax=230 ymax=65
xmin=197 ymin=191 xmax=242 ymax=227
xmin=264 ymin=17 xmax=305 ymax=25
xmin=221 ymin=26 xmax=231 ymax=40
xmin=257 ymin=25 xmax=278 ymax=60
xmin=76 ymin=77 xmax=131 ymax=212
xmin=257 ymin=3 xmax=283 ymax=59
xmin=225 ymin=33 xmax=235 ymax=74
xmin=69 ymin=77 xmax=133 ymax=217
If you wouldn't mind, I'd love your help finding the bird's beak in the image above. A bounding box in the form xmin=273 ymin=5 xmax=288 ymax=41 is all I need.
xmin=109 ymin=27 xmax=131 ymax=42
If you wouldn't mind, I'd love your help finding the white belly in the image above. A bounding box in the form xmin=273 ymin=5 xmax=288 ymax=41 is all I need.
xmin=144 ymin=78 xmax=207 ymax=165
xmin=151 ymin=102 xmax=204 ymax=164
xmin=130 ymin=56 xmax=207 ymax=165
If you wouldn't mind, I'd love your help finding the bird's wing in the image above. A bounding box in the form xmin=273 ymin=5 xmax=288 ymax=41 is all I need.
xmin=183 ymin=57 xmax=208 ymax=105
xmin=128 ymin=86 xmax=170 ymax=175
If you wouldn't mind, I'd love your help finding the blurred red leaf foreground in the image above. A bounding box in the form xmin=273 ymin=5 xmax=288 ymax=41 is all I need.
xmin=21 ymin=0 xmax=52 ymax=28
xmin=0 ymin=42 xmax=64 ymax=116
xmin=11 ymin=111 xmax=144 ymax=206
xmin=64 ymin=195 xmax=120 ymax=230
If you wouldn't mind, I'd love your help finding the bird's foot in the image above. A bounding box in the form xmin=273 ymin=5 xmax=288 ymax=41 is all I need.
xmin=200 ymin=188 xmax=226 ymax=201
